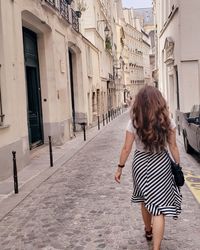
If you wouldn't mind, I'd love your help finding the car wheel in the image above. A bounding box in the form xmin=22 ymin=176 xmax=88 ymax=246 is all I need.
xmin=183 ymin=133 xmax=192 ymax=154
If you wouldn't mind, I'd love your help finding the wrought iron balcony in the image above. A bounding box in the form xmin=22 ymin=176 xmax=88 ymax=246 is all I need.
xmin=60 ymin=0 xmax=69 ymax=22
xmin=44 ymin=0 xmax=79 ymax=32
xmin=45 ymin=0 xmax=58 ymax=10
xmin=71 ymin=9 xmax=79 ymax=32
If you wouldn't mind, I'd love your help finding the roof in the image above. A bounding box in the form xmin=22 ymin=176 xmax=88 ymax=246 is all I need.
xmin=134 ymin=8 xmax=154 ymax=25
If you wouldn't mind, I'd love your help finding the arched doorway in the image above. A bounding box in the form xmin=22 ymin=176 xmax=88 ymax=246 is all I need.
xmin=23 ymin=27 xmax=43 ymax=149
xmin=68 ymin=49 xmax=76 ymax=132
xmin=68 ymin=42 xmax=86 ymax=131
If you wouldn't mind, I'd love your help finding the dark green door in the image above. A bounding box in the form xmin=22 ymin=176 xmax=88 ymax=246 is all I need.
xmin=23 ymin=27 xmax=43 ymax=149
xmin=69 ymin=49 xmax=76 ymax=132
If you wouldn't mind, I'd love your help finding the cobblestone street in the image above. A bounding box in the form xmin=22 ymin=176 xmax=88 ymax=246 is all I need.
xmin=0 ymin=113 xmax=200 ymax=250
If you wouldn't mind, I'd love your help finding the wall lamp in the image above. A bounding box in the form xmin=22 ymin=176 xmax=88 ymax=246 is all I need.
xmin=97 ymin=20 xmax=110 ymax=36
xmin=114 ymin=56 xmax=125 ymax=70
xmin=104 ymin=25 xmax=110 ymax=36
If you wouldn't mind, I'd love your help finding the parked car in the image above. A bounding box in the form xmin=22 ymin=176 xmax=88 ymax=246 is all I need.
xmin=182 ymin=105 xmax=200 ymax=153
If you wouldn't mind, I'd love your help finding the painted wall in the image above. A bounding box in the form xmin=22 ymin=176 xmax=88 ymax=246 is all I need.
xmin=156 ymin=0 xmax=200 ymax=115
xmin=0 ymin=0 xmax=98 ymax=180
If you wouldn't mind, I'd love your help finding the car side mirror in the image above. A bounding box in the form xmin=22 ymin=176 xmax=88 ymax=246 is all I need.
xmin=195 ymin=117 xmax=200 ymax=124
xmin=187 ymin=117 xmax=199 ymax=124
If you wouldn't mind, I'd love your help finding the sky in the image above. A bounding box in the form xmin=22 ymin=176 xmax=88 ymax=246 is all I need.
xmin=122 ymin=0 xmax=152 ymax=8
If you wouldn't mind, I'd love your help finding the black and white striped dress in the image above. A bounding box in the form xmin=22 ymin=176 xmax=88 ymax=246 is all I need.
xmin=127 ymin=120 xmax=182 ymax=219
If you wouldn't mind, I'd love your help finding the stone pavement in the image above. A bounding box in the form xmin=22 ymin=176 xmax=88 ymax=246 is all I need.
xmin=0 ymin=118 xmax=109 ymax=219
xmin=0 ymin=112 xmax=200 ymax=250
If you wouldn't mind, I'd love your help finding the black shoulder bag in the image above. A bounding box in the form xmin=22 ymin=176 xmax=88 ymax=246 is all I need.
xmin=170 ymin=159 xmax=185 ymax=187
xmin=166 ymin=152 xmax=185 ymax=187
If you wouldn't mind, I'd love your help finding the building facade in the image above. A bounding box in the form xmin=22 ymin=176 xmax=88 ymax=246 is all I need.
xmin=134 ymin=7 xmax=156 ymax=85
xmin=0 ymin=0 xmax=113 ymax=180
xmin=80 ymin=0 xmax=118 ymax=121
xmin=123 ymin=8 xmax=151 ymax=99
xmin=154 ymin=0 xmax=200 ymax=118
xmin=0 ymin=0 xmax=153 ymax=180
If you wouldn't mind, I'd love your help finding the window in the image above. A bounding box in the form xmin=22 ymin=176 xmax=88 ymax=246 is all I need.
xmin=86 ymin=46 xmax=93 ymax=76
xmin=189 ymin=105 xmax=200 ymax=119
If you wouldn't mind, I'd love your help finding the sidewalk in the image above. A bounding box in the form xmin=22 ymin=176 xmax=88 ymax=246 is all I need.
xmin=0 ymin=112 xmax=124 ymax=221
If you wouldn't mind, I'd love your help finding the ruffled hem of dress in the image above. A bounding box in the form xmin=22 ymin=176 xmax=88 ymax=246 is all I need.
xmin=146 ymin=203 xmax=181 ymax=220
xmin=131 ymin=197 xmax=182 ymax=220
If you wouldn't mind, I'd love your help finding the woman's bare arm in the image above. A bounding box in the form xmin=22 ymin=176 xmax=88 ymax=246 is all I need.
xmin=115 ymin=131 xmax=135 ymax=183
xmin=168 ymin=128 xmax=180 ymax=164
xmin=119 ymin=131 xmax=135 ymax=165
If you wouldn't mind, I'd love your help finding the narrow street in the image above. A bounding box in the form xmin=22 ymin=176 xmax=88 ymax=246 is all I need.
xmin=0 ymin=113 xmax=200 ymax=250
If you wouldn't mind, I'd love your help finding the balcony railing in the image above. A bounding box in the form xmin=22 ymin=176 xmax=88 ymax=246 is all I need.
xmin=71 ymin=9 xmax=79 ymax=32
xmin=45 ymin=0 xmax=58 ymax=10
xmin=44 ymin=0 xmax=79 ymax=32
xmin=60 ymin=0 xmax=69 ymax=22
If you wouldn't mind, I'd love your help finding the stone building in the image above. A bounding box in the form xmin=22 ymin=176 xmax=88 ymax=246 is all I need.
xmin=79 ymin=0 xmax=120 ymax=121
xmin=134 ymin=7 xmax=154 ymax=34
xmin=0 ymin=0 xmax=152 ymax=180
xmin=0 ymin=0 xmax=119 ymax=180
xmin=154 ymin=0 xmax=200 ymax=118
xmin=134 ymin=7 xmax=156 ymax=85
xmin=142 ymin=30 xmax=152 ymax=85
xmin=122 ymin=8 xmax=151 ymax=99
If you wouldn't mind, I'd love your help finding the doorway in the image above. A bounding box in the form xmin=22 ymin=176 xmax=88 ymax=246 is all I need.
xmin=23 ymin=27 xmax=43 ymax=149
xmin=68 ymin=49 xmax=76 ymax=132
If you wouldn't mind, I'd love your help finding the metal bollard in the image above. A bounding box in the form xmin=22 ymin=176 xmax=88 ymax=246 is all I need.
xmin=103 ymin=114 xmax=105 ymax=126
xmin=48 ymin=136 xmax=54 ymax=167
xmin=97 ymin=116 xmax=100 ymax=130
xmin=177 ymin=116 xmax=181 ymax=135
xmin=83 ymin=124 xmax=86 ymax=141
xmin=178 ymin=124 xmax=180 ymax=136
xmin=12 ymin=151 xmax=19 ymax=194
xmin=79 ymin=122 xmax=86 ymax=141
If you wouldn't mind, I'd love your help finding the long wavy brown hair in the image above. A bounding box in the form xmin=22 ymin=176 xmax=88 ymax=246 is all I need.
xmin=131 ymin=85 xmax=171 ymax=152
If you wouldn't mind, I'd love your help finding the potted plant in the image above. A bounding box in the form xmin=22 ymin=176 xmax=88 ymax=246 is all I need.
xmin=105 ymin=36 xmax=112 ymax=51
xmin=75 ymin=11 xmax=82 ymax=18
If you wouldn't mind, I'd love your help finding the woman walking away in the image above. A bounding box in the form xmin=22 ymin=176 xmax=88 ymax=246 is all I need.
xmin=114 ymin=86 xmax=182 ymax=250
